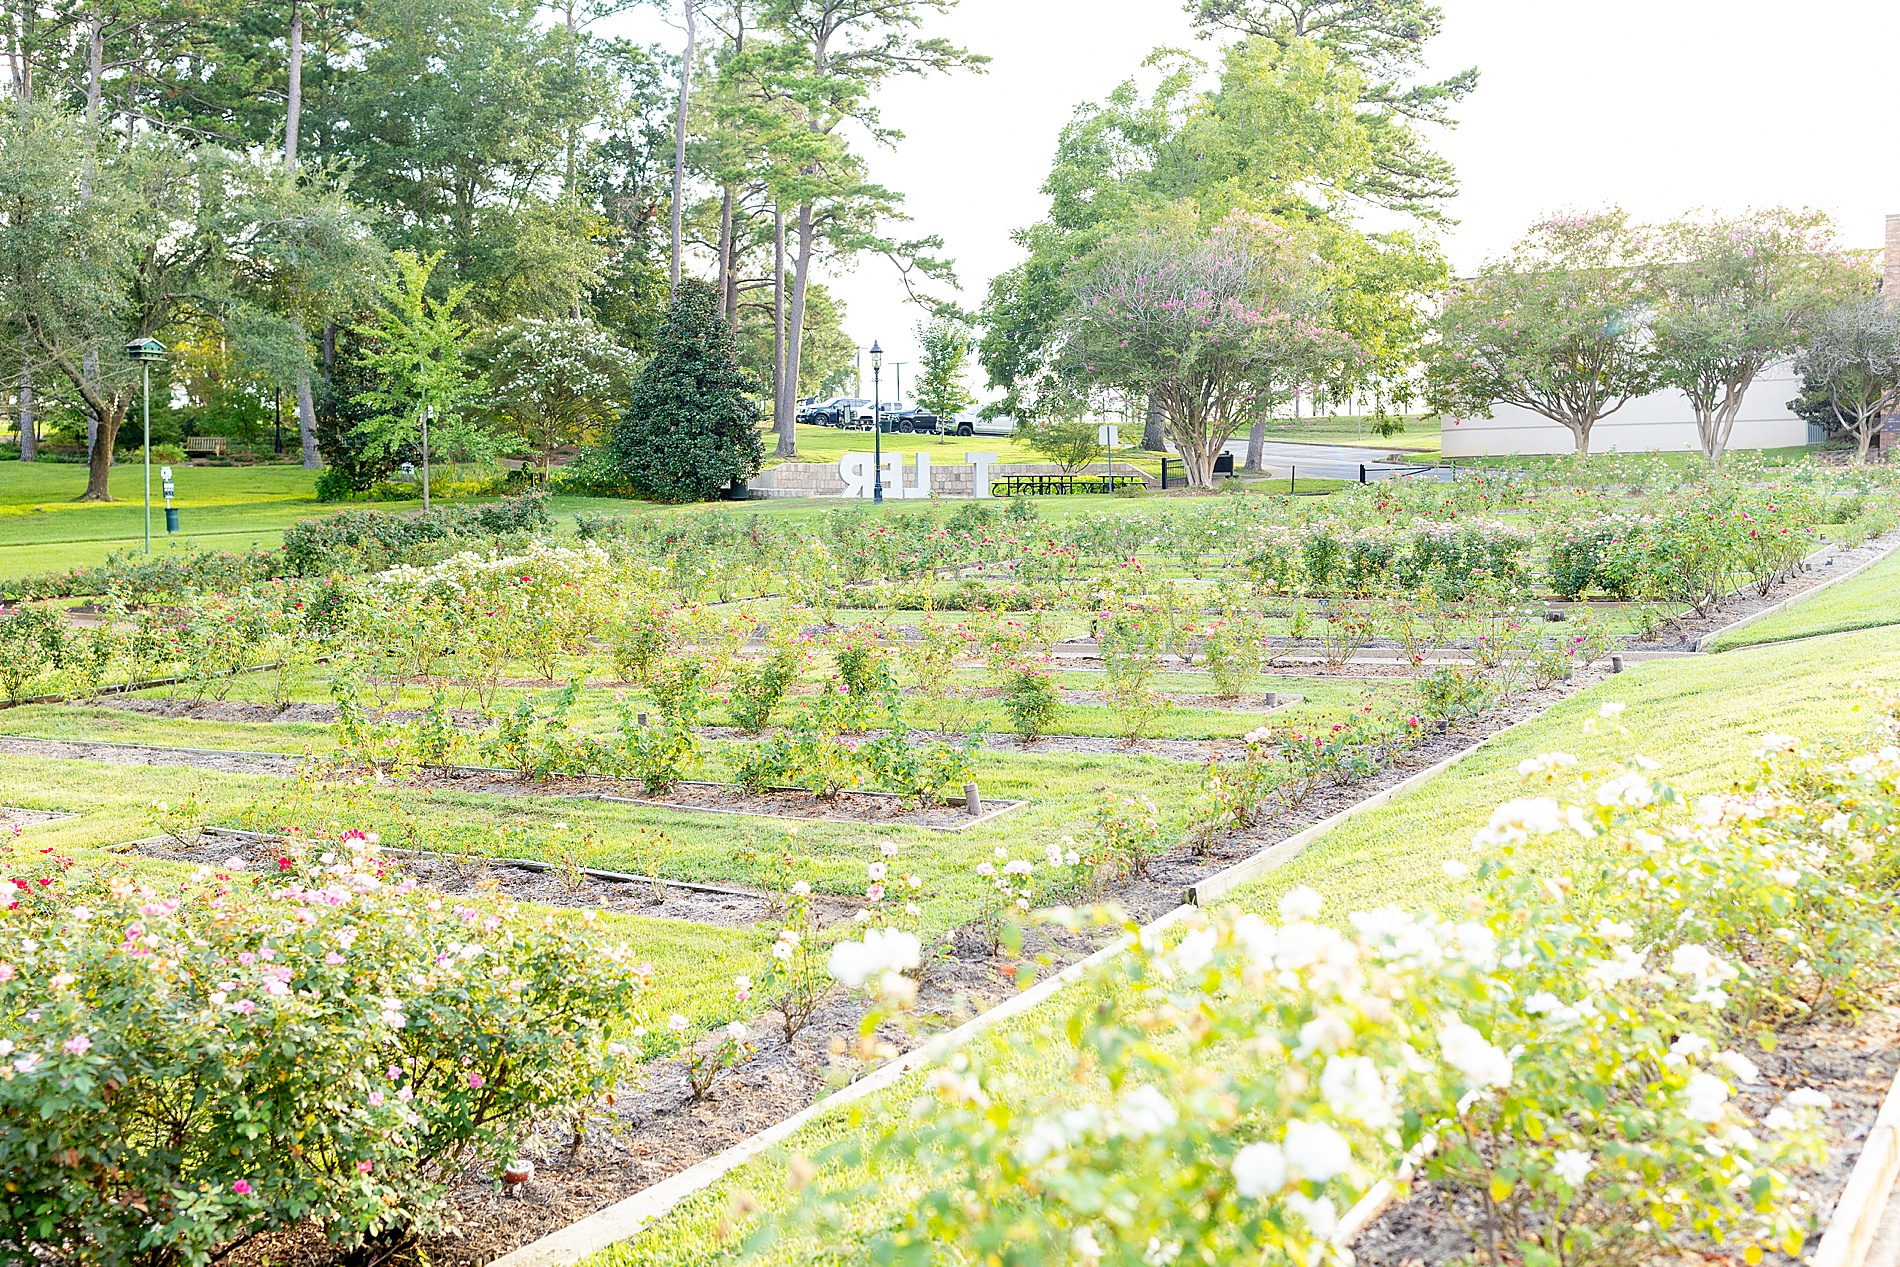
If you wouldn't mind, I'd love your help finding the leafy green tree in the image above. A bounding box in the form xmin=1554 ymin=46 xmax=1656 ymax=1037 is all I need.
xmin=484 ymin=316 xmax=638 ymax=480
xmin=914 ymin=314 xmax=974 ymax=422
xmin=1024 ymin=418 xmax=1101 ymax=473
xmin=979 ymin=39 xmax=1446 ymax=423
xmin=1068 ymin=211 xmax=1356 ymax=488
xmin=1796 ymin=299 xmax=1900 ymax=461
xmin=349 ymin=249 xmax=497 ymax=507
xmin=609 ymin=278 xmax=763 ymax=501
xmin=0 ymin=108 xmax=367 ymax=499
xmin=1424 ymin=211 xmax=1659 ymax=458
xmin=1187 ymin=0 xmax=1476 ymax=215
xmin=1648 ymin=208 xmax=1870 ymax=463
xmin=759 ymin=0 xmax=986 ymax=457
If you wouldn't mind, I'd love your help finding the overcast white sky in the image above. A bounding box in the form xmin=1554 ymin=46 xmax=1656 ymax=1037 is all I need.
xmin=611 ymin=0 xmax=1900 ymax=403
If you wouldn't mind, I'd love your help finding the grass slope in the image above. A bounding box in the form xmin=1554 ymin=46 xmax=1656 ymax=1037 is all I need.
xmin=1710 ymin=546 xmax=1900 ymax=651
xmin=595 ymin=627 xmax=1900 ymax=1265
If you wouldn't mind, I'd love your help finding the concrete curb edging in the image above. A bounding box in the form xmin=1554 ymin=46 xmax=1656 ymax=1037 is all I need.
xmin=1812 ymin=1065 xmax=1900 ymax=1267
xmin=1 ymin=807 xmax=79 ymax=831
xmin=491 ymin=714 xmax=1538 ymax=1267
xmin=486 ymin=914 xmax=1173 ymax=1267
xmin=1697 ymin=535 xmax=1900 ymax=653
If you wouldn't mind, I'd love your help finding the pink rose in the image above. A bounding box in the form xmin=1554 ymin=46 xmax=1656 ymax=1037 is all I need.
xmin=232 ymin=1179 xmax=253 ymax=1196
xmin=62 ymin=1034 xmax=91 ymax=1056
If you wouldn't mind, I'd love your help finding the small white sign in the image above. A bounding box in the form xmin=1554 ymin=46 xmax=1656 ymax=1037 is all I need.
xmin=159 ymin=465 xmax=173 ymax=480
xmin=1096 ymin=424 xmax=1119 ymax=447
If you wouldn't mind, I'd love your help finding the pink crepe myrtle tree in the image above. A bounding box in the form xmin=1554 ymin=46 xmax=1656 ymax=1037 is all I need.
xmin=1068 ymin=212 xmax=1358 ymax=489
xmin=1648 ymin=208 xmax=1871 ymax=464
xmin=1424 ymin=210 xmax=1660 ymax=458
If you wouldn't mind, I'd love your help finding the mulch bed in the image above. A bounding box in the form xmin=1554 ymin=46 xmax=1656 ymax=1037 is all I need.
xmin=47 ymin=659 xmax=1616 ymax=1267
xmin=1352 ymin=1004 xmax=1900 ymax=1265
xmin=0 ymin=805 xmax=71 ymax=832
xmin=129 ymin=833 xmax=872 ymax=932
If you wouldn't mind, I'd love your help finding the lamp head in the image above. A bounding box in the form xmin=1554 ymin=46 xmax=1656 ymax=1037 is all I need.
xmin=869 ymin=341 xmax=882 ymax=372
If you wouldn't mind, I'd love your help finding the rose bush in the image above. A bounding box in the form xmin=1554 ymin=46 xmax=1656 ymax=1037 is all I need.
xmin=0 ymin=831 xmax=646 ymax=1265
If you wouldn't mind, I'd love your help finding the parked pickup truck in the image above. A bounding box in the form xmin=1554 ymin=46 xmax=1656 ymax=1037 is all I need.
xmin=798 ymin=396 xmax=868 ymax=427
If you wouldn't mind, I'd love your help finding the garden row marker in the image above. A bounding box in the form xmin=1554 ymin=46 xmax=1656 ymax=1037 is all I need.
xmin=1696 ymin=530 xmax=1900 ymax=652
xmin=494 ymin=706 xmax=1551 ymax=1267
xmin=1811 ymin=1060 xmax=1900 ymax=1267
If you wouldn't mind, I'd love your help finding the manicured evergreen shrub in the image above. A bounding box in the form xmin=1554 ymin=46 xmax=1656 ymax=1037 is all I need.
xmin=606 ymin=279 xmax=763 ymax=503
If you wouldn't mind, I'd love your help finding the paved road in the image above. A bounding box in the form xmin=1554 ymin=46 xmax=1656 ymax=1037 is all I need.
xmin=1209 ymin=438 xmax=1447 ymax=483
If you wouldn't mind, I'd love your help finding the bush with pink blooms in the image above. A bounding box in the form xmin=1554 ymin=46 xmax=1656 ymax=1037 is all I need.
xmin=0 ymin=831 xmax=647 ymax=1265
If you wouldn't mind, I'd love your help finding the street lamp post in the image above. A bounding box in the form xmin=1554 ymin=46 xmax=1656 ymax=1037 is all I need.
xmin=126 ymin=338 xmax=166 ymax=554
xmin=869 ymin=341 xmax=883 ymax=504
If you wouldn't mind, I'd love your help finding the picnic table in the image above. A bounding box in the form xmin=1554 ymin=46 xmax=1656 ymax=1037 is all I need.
xmin=991 ymin=473 xmax=1145 ymax=496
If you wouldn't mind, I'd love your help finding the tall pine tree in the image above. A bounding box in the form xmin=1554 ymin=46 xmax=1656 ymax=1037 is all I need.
xmin=610 ymin=279 xmax=763 ymax=501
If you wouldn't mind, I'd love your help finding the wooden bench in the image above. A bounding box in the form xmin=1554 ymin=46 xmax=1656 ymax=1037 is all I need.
xmin=185 ymin=436 xmax=228 ymax=457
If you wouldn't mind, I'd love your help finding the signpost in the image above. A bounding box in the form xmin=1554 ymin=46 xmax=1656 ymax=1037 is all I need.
xmin=1097 ymin=422 xmax=1118 ymax=487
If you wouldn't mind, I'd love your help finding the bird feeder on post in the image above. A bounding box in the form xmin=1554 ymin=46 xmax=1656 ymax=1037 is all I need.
xmin=125 ymin=338 xmax=167 ymax=553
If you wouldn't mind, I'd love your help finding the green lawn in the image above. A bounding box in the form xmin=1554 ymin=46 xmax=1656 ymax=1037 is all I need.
xmin=1255 ymin=413 xmax=1441 ymax=455
xmin=1710 ymin=547 xmax=1900 ymax=651
xmin=0 ymin=458 xmax=685 ymax=579
xmin=594 ymin=625 xmax=1900 ymax=1265
xmin=0 ymin=451 xmax=1356 ymax=581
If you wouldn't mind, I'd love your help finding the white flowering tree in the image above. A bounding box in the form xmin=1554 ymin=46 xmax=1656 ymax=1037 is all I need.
xmin=1068 ymin=211 xmax=1358 ymax=489
xmin=484 ymin=316 xmax=638 ymax=481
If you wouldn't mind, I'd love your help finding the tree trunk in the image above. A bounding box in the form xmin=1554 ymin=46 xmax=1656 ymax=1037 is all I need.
xmin=79 ymin=12 xmax=101 ymax=466
xmin=295 ymin=362 xmax=319 ymax=468
xmin=284 ymin=4 xmax=302 ymax=167
xmin=17 ymin=335 xmax=33 ymax=462
xmin=82 ymin=404 xmax=123 ymax=500
xmin=667 ymin=0 xmax=694 ymax=292
xmin=1142 ymin=393 xmax=1165 ymax=450
xmin=718 ymin=187 xmax=736 ymax=327
xmin=83 ymin=351 xmax=100 ymax=461
xmin=773 ymin=203 xmax=793 ymax=458
xmin=783 ymin=201 xmax=814 ymax=459
xmin=1244 ymin=417 xmax=1265 ymax=472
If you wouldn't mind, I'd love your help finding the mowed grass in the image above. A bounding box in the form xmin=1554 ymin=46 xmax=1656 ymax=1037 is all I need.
xmin=1255 ymin=413 xmax=1441 ymax=455
xmin=591 ymin=627 xmax=1900 ymax=1266
xmin=0 ymin=453 xmax=1353 ymax=581
xmin=1710 ymin=546 xmax=1900 ymax=651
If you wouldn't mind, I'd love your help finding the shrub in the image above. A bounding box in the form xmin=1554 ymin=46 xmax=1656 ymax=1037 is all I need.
xmin=998 ymin=660 xmax=1060 ymax=742
xmin=0 ymin=832 xmax=646 ymax=1264
xmin=605 ymin=279 xmax=764 ymax=502
xmin=0 ymin=604 xmax=65 ymax=701
xmin=790 ymin=730 xmax=1877 ymax=1266
xmin=727 ymin=643 xmax=806 ymax=734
